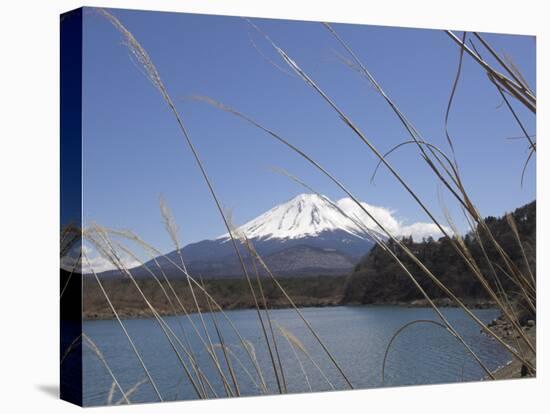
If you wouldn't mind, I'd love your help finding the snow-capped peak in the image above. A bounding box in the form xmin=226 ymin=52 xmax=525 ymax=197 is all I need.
xmin=219 ymin=193 xmax=375 ymax=241
xmin=217 ymin=193 xmax=448 ymax=242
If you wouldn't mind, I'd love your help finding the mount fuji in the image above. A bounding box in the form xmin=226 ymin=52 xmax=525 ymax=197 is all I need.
xmin=152 ymin=193 xmax=384 ymax=278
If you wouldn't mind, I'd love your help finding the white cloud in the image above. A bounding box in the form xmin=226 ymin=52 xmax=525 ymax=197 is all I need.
xmin=398 ymin=222 xmax=447 ymax=242
xmin=336 ymin=197 xmax=449 ymax=242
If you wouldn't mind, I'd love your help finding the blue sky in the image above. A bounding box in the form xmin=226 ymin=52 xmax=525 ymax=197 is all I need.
xmin=81 ymin=7 xmax=536 ymax=254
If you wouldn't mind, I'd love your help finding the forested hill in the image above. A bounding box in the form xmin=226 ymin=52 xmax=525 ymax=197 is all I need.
xmin=342 ymin=201 xmax=536 ymax=305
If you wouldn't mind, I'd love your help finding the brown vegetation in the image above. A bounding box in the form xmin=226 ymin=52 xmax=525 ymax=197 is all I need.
xmin=83 ymin=274 xmax=346 ymax=320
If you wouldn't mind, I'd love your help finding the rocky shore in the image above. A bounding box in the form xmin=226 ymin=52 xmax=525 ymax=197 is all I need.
xmin=486 ymin=313 xmax=536 ymax=380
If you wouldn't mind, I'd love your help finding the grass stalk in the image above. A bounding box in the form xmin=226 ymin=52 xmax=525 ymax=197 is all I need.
xmin=276 ymin=323 xmax=334 ymax=390
xmin=381 ymin=320 xmax=449 ymax=385
xmin=195 ymin=96 xmax=532 ymax=372
xmin=83 ymin=251 xmax=164 ymax=401
xmin=99 ymin=8 xmax=289 ymax=395
xmin=200 ymin=276 xmax=241 ymax=396
xmin=82 ymin=333 xmax=130 ymax=404
xmin=109 ymin=228 xmax=270 ymax=394
xmin=85 ymin=230 xmax=206 ymax=399
xmin=256 ymin=22 xmax=536 ymax=358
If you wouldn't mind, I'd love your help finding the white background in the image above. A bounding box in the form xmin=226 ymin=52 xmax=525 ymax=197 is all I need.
xmin=0 ymin=0 xmax=547 ymax=412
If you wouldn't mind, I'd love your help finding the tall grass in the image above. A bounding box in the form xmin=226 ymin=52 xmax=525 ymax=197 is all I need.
xmin=203 ymin=20 xmax=536 ymax=370
xmin=63 ymin=8 xmax=536 ymax=405
xmin=239 ymin=21 xmax=536 ymax=360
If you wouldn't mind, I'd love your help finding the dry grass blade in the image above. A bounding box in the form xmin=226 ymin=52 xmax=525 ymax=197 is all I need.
xmin=99 ymin=8 xmax=285 ymax=395
xmin=224 ymin=205 xmax=354 ymax=387
xmin=110 ymin=240 xmax=216 ymax=397
xmin=462 ymin=211 xmax=520 ymax=318
xmin=82 ymin=251 xmax=163 ymax=401
xmin=89 ymin=226 xmax=242 ymax=397
xmin=444 ymin=31 xmax=467 ymax=162
xmin=60 ymin=224 xmax=83 ymax=300
xmin=107 ymin=381 xmax=117 ymax=405
xmin=260 ymin=21 xmax=536 ymax=360
xmin=370 ymin=140 xmax=459 ymax=185
xmin=506 ymin=214 xmax=535 ymax=289
xmin=159 ymin=195 xmax=181 ymax=251
xmin=223 ymin=211 xmax=286 ymax=394
xmin=277 ymin=167 xmax=499 ymax=379
xmin=494 ymin=84 xmax=536 ymax=153
xmin=247 ymin=30 xmax=297 ymax=79
xmin=472 ymin=32 xmax=535 ymax=100
xmin=60 ymin=334 xmax=82 ymax=366
xmin=227 ymin=212 xmax=288 ymax=393
xmin=108 ymin=228 xmax=270 ymax=394
xmin=215 ymin=344 xmax=265 ymax=393
xmin=157 ymin=200 xmax=234 ymax=397
xmin=200 ymin=276 xmax=241 ymax=396
xmin=196 ymin=95 xmax=534 ymax=373
xmin=521 ymin=147 xmax=536 ymax=188
xmin=116 ymin=378 xmax=148 ymax=405
xmin=244 ymin=340 xmax=257 ymax=364
xmin=284 ymin=335 xmax=312 ymax=392
xmin=96 ymin=9 xmax=171 ymax=104
xmin=324 ymin=22 xmax=464 ymax=198
xmin=382 ymin=320 xmax=450 ymax=385
xmin=83 ymin=333 xmax=130 ymax=404
xmin=110 ymin=230 xmax=225 ymax=398
xmin=60 ymin=224 xmax=82 ymax=258
xmin=94 ymin=10 xmax=536 ymax=394
xmin=86 ymin=227 xmax=210 ymax=399
xmin=240 ymin=232 xmax=354 ymax=387
xmin=467 ymin=39 xmax=536 ymax=181
xmin=276 ymin=323 xmax=333 ymax=390
xmin=503 ymin=53 xmax=533 ymax=95
xmin=445 ymin=30 xmax=535 ymax=113
xmin=60 ymin=250 xmax=82 ymax=299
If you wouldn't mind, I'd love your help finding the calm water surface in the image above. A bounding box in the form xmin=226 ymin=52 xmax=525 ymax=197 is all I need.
xmin=83 ymin=306 xmax=510 ymax=406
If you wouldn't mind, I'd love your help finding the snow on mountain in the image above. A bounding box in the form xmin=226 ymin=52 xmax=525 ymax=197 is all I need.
xmin=217 ymin=193 xmax=445 ymax=243
xmin=218 ymin=193 xmax=380 ymax=241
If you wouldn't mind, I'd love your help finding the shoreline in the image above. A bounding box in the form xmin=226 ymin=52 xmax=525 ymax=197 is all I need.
xmin=484 ymin=314 xmax=536 ymax=380
xmin=83 ymin=298 xmax=497 ymax=321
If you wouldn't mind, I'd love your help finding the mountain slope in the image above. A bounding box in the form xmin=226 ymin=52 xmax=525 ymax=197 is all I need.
xmin=161 ymin=193 xmax=380 ymax=277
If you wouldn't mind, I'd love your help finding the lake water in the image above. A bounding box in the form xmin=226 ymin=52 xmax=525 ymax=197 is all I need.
xmin=82 ymin=306 xmax=511 ymax=406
